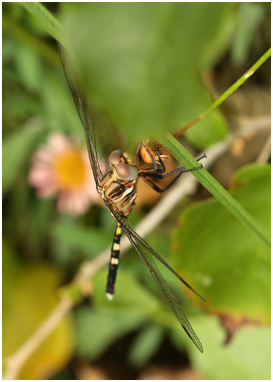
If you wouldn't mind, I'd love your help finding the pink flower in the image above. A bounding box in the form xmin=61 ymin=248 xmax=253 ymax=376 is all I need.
xmin=29 ymin=133 xmax=100 ymax=215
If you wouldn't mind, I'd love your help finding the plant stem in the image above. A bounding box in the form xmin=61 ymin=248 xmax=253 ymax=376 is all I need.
xmin=174 ymin=48 xmax=271 ymax=137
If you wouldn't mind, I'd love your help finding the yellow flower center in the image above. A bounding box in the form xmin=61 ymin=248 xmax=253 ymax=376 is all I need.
xmin=53 ymin=149 xmax=88 ymax=191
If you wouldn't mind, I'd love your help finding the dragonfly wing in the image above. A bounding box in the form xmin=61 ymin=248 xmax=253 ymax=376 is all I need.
xmin=61 ymin=48 xmax=124 ymax=186
xmin=109 ymin=208 xmax=204 ymax=301
xmin=124 ymin=225 xmax=203 ymax=353
xmin=60 ymin=48 xmax=104 ymax=185
xmin=106 ymin=205 xmax=203 ymax=352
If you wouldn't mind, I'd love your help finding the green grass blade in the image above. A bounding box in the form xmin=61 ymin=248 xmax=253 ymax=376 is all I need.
xmin=159 ymin=133 xmax=270 ymax=248
xmin=174 ymin=48 xmax=271 ymax=136
xmin=199 ymin=48 xmax=271 ymax=120
xmin=19 ymin=2 xmax=64 ymax=45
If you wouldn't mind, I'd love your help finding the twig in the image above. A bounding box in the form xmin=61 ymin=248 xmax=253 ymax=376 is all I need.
xmin=3 ymin=115 xmax=270 ymax=380
xmin=256 ymin=132 xmax=271 ymax=163
xmin=3 ymin=298 xmax=73 ymax=380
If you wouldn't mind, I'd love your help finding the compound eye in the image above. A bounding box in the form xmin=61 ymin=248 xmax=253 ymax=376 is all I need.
xmin=108 ymin=150 xmax=122 ymax=165
xmin=116 ymin=164 xmax=138 ymax=180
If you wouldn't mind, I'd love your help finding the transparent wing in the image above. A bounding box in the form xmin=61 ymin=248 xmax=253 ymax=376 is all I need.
xmin=109 ymin=208 xmax=204 ymax=353
xmin=60 ymin=48 xmax=122 ymax=185
xmin=111 ymin=209 xmax=204 ymax=301
xmin=124 ymin=225 xmax=203 ymax=353
xmin=60 ymin=49 xmax=103 ymax=185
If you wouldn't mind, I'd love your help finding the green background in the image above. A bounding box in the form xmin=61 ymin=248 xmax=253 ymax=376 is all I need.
xmin=3 ymin=3 xmax=270 ymax=380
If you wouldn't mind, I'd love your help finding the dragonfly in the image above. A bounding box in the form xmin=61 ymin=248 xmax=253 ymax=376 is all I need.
xmin=61 ymin=51 xmax=206 ymax=353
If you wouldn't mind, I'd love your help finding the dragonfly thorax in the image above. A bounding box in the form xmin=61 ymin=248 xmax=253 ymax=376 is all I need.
xmin=98 ymin=150 xmax=138 ymax=218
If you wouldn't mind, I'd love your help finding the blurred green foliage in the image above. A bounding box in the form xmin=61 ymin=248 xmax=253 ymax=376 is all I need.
xmin=174 ymin=315 xmax=271 ymax=380
xmin=2 ymin=2 xmax=270 ymax=380
xmin=172 ymin=164 xmax=270 ymax=322
xmin=231 ymin=3 xmax=267 ymax=65
xmin=75 ymin=271 xmax=160 ymax=360
xmin=63 ymin=3 xmax=233 ymax=148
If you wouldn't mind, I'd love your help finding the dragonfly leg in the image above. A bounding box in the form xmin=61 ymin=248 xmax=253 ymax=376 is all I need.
xmin=106 ymin=222 xmax=122 ymax=300
xmin=139 ymin=146 xmax=166 ymax=174
xmin=142 ymin=154 xmax=207 ymax=193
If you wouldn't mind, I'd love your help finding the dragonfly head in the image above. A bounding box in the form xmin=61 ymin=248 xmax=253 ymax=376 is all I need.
xmin=108 ymin=150 xmax=138 ymax=181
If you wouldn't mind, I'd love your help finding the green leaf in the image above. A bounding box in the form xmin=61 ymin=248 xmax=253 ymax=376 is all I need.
xmin=42 ymin=70 xmax=82 ymax=135
xmin=2 ymin=120 xmax=43 ymax=196
xmin=75 ymin=271 xmax=161 ymax=360
xmin=175 ymin=315 xmax=271 ymax=379
xmin=3 ymin=262 xmax=74 ymax=379
xmin=14 ymin=44 xmax=42 ymax=92
xmin=3 ymin=10 xmax=60 ymax=68
xmin=61 ymin=3 xmax=235 ymax=146
xmin=128 ymin=325 xmax=164 ymax=368
xmin=171 ymin=163 xmax=270 ymax=322
xmin=160 ymin=133 xmax=270 ymax=247
xmin=231 ymin=3 xmax=266 ymax=65
xmin=185 ymin=109 xmax=228 ymax=149
xmin=19 ymin=2 xmax=64 ymax=45
xmin=75 ymin=306 xmax=147 ymax=360
xmin=26 ymin=198 xmax=55 ymax=256
xmin=51 ymin=218 xmax=112 ymax=260
xmin=93 ymin=270 xmax=160 ymax=314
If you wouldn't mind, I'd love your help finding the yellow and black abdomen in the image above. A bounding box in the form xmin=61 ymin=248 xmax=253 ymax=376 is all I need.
xmin=106 ymin=221 xmax=122 ymax=299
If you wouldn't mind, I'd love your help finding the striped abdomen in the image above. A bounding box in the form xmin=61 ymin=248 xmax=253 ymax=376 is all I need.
xmin=106 ymin=222 xmax=122 ymax=299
